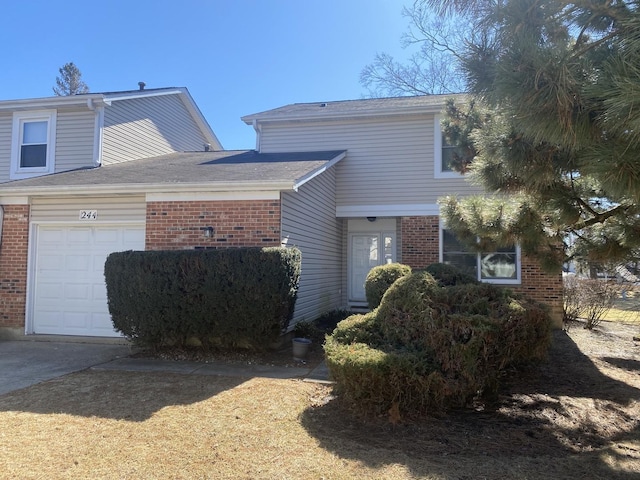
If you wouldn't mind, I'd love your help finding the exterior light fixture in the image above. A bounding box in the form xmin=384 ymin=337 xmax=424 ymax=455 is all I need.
xmin=367 ymin=216 xmax=377 ymax=222
xmin=202 ymin=226 xmax=214 ymax=238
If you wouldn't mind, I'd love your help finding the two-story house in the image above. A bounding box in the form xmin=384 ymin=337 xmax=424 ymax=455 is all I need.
xmin=0 ymin=91 xmax=563 ymax=340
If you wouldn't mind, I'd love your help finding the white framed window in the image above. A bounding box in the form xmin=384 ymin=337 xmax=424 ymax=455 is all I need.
xmin=11 ymin=110 xmax=57 ymax=180
xmin=440 ymin=227 xmax=521 ymax=285
xmin=434 ymin=115 xmax=464 ymax=179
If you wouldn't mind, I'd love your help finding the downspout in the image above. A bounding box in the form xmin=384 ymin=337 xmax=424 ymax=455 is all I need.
xmin=87 ymin=99 xmax=104 ymax=166
xmin=252 ymin=119 xmax=261 ymax=152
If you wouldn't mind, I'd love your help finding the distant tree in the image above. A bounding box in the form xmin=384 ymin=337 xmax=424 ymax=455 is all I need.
xmin=53 ymin=62 xmax=89 ymax=96
xmin=360 ymin=1 xmax=471 ymax=96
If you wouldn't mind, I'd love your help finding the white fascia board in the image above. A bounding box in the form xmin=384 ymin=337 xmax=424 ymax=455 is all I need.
xmin=0 ymin=94 xmax=108 ymax=112
xmin=242 ymin=107 xmax=444 ymax=125
xmin=146 ymin=190 xmax=281 ymax=202
xmin=0 ymin=181 xmax=296 ymax=197
xmin=105 ymin=88 xmax=223 ymax=151
xmin=177 ymin=88 xmax=223 ymax=150
xmin=336 ymin=203 xmax=440 ymax=217
xmin=292 ymin=151 xmax=346 ymax=191
xmin=102 ymin=88 xmax=184 ymax=102
xmin=0 ymin=195 xmax=30 ymax=205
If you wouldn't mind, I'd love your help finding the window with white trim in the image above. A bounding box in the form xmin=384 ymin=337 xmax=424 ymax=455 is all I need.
xmin=434 ymin=115 xmax=464 ymax=179
xmin=10 ymin=110 xmax=56 ymax=180
xmin=441 ymin=228 xmax=521 ymax=284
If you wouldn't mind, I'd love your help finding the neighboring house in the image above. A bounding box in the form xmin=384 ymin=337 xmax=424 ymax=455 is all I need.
xmin=0 ymin=91 xmax=563 ymax=339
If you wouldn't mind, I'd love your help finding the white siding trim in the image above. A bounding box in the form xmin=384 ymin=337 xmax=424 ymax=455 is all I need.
xmin=292 ymin=151 xmax=346 ymax=191
xmin=0 ymin=196 xmax=30 ymax=204
xmin=93 ymin=106 xmax=104 ymax=166
xmin=146 ymin=191 xmax=281 ymax=202
xmin=337 ymin=203 xmax=440 ymax=217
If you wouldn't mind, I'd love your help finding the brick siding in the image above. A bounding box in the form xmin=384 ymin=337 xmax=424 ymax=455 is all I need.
xmin=0 ymin=205 xmax=30 ymax=329
xmin=400 ymin=215 xmax=563 ymax=327
xmin=146 ymin=200 xmax=282 ymax=250
xmin=400 ymin=216 xmax=440 ymax=268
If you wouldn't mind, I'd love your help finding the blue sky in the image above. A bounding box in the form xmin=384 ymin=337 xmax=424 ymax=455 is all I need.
xmin=1 ymin=0 xmax=413 ymax=150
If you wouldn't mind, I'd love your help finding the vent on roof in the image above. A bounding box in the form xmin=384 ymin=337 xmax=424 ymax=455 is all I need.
xmin=138 ymin=81 xmax=146 ymax=91
xmin=319 ymin=103 xmax=327 ymax=107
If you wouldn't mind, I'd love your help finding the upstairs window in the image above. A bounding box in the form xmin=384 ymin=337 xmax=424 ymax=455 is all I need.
xmin=11 ymin=111 xmax=56 ymax=179
xmin=441 ymin=228 xmax=520 ymax=284
xmin=434 ymin=115 xmax=465 ymax=179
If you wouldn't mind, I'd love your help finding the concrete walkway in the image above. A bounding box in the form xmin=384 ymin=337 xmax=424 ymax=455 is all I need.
xmin=0 ymin=340 xmax=330 ymax=397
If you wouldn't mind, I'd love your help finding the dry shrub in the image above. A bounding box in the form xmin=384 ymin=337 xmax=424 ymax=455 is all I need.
xmin=563 ymin=276 xmax=619 ymax=329
xmin=580 ymin=279 xmax=619 ymax=329
xmin=325 ymin=268 xmax=552 ymax=418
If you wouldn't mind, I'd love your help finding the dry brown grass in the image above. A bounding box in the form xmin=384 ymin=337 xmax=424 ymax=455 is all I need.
xmin=1 ymin=321 xmax=639 ymax=479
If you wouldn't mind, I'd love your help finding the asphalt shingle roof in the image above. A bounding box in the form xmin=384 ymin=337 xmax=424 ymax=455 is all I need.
xmin=0 ymin=150 xmax=346 ymax=191
xmin=242 ymin=94 xmax=467 ymax=123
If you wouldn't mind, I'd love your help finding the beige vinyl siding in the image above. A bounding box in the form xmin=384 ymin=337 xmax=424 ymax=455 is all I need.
xmin=281 ymin=167 xmax=343 ymax=325
xmin=30 ymin=195 xmax=146 ymax=223
xmin=259 ymin=116 xmax=482 ymax=207
xmin=55 ymin=110 xmax=96 ymax=172
xmin=102 ymin=94 xmax=208 ymax=165
xmin=0 ymin=113 xmax=11 ymax=183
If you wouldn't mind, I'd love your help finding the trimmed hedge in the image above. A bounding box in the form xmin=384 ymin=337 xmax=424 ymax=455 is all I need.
xmin=104 ymin=247 xmax=301 ymax=350
xmin=425 ymin=262 xmax=478 ymax=287
xmin=365 ymin=263 xmax=412 ymax=308
xmin=325 ymin=267 xmax=551 ymax=417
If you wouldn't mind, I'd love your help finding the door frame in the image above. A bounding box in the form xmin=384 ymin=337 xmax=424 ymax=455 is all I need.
xmin=347 ymin=218 xmax=397 ymax=306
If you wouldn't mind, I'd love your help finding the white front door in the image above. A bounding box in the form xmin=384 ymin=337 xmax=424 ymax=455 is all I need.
xmin=349 ymin=230 xmax=396 ymax=303
xmin=31 ymin=224 xmax=145 ymax=336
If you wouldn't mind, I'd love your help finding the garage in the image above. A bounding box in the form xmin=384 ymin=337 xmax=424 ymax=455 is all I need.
xmin=31 ymin=224 xmax=145 ymax=337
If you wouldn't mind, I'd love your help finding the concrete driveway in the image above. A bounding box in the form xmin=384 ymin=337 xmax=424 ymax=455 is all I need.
xmin=0 ymin=340 xmax=133 ymax=396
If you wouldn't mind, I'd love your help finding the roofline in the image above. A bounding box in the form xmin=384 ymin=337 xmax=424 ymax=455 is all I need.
xmin=0 ymin=87 xmax=223 ymax=150
xmin=0 ymin=180 xmax=297 ymax=197
xmin=241 ymin=94 xmax=468 ymax=124
xmin=0 ymin=94 xmax=109 ymax=111
xmin=292 ymin=151 xmax=346 ymax=191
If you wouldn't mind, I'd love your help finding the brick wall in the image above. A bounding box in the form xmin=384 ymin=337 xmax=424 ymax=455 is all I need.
xmin=512 ymin=255 xmax=564 ymax=327
xmin=0 ymin=205 xmax=29 ymax=329
xmin=400 ymin=216 xmax=440 ymax=268
xmin=146 ymin=200 xmax=282 ymax=250
xmin=400 ymin=215 xmax=563 ymax=327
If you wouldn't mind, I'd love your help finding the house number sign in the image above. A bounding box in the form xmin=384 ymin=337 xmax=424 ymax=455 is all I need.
xmin=79 ymin=210 xmax=98 ymax=220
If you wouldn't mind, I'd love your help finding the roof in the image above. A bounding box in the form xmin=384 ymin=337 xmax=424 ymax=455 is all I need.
xmin=242 ymin=94 xmax=467 ymax=124
xmin=0 ymin=150 xmax=346 ymax=195
xmin=0 ymin=87 xmax=222 ymax=150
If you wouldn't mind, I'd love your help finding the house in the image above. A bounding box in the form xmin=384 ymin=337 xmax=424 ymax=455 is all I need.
xmin=0 ymin=91 xmax=563 ymax=339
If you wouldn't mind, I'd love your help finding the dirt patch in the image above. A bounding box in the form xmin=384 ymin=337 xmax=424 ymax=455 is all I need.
xmin=0 ymin=320 xmax=638 ymax=479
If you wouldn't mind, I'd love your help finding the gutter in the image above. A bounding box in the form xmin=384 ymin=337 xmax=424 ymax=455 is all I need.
xmin=0 ymin=181 xmax=298 ymax=198
xmin=0 ymin=205 xmax=3 ymax=251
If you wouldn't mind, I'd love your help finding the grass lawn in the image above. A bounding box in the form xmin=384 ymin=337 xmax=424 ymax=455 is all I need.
xmin=1 ymin=322 xmax=639 ymax=479
xmin=603 ymin=289 xmax=640 ymax=324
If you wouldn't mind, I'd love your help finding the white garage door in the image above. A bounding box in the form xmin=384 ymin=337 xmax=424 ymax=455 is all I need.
xmin=32 ymin=225 xmax=145 ymax=336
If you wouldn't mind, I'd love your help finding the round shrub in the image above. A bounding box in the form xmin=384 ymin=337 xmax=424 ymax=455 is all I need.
xmin=425 ymin=262 xmax=478 ymax=287
xmin=365 ymin=263 xmax=412 ymax=308
xmin=325 ymin=270 xmax=551 ymax=418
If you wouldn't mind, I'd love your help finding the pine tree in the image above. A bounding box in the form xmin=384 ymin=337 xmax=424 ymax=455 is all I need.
xmin=53 ymin=62 xmax=89 ymax=96
xmin=432 ymin=0 xmax=640 ymax=272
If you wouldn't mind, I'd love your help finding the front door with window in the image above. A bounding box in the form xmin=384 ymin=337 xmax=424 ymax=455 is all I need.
xmin=348 ymin=219 xmax=396 ymax=304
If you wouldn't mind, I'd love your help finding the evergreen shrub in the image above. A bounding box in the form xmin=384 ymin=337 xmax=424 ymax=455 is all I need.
xmin=425 ymin=262 xmax=478 ymax=287
xmin=325 ymin=266 xmax=551 ymax=417
xmin=365 ymin=263 xmax=412 ymax=308
xmin=104 ymin=247 xmax=301 ymax=350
